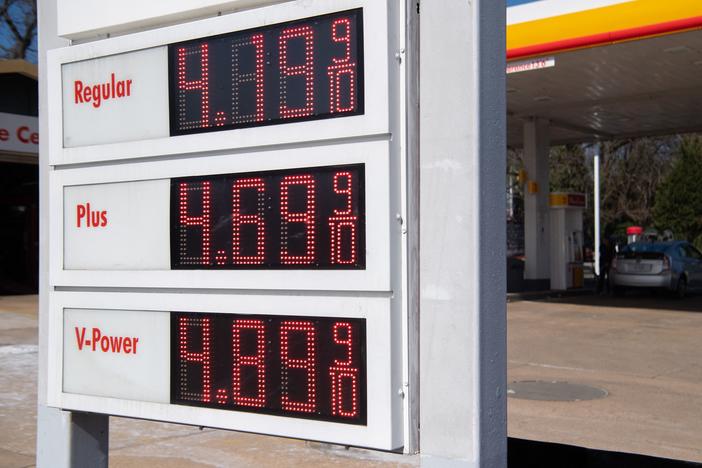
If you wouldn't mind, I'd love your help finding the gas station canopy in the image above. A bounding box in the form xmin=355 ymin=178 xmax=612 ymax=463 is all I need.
xmin=506 ymin=0 xmax=702 ymax=146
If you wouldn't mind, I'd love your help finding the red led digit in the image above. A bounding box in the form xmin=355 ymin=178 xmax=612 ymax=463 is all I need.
xmin=232 ymin=34 xmax=265 ymax=124
xmin=279 ymin=26 xmax=315 ymax=119
xmin=332 ymin=321 xmax=353 ymax=366
xmin=177 ymin=43 xmax=210 ymax=130
xmin=179 ymin=181 xmax=212 ymax=266
xmin=280 ymin=321 xmax=317 ymax=413
xmin=232 ymin=319 xmax=266 ymax=407
xmin=331 ymin=18 xmax=352 ymax=64
xmin=232 ymin=178 xmax=266 ymax=265
xmin=332 ymin=172 xmax=353 ymax=216
xmin=280 ymin=174 xmax=316 ymax=265
xmin=329 ymin=322 xmax=359 ymax=418
xmin=327 ymin=18 xmax=356 ymax=113
xmin=178 ymin=316 xmax=212 ymax=403
xmin=328 ymin=172 xmax=358 ymax=265
xmin=329 ymin=367 xmax=359 ymax=418
xmin=329 ymin=220 xmax=357 ymax=265
xmin=327 ymin=63 xmax=356 ymax=113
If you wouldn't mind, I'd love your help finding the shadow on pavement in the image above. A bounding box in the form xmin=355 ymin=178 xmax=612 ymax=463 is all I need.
xmin=528 ymin=290 xmax=702 ymax=313
xmin=509 ymin=438 xmax=702 ymax=468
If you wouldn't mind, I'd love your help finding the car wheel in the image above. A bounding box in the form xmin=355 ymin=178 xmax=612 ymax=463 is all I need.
xmin=676 ymin=276 xmax=687 ymax=299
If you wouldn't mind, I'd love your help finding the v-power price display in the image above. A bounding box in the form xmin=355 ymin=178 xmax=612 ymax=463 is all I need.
xmin=172 ymin=312 xmax=367 ymax=424
xmin=169 ymin=9 xmax=364 ymax=135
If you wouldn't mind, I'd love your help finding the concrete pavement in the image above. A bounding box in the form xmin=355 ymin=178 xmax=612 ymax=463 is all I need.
xmin=2 ymin=293 xmax=702 ymax=466
xmin=508 ymin=293 xmax=702 ymax=463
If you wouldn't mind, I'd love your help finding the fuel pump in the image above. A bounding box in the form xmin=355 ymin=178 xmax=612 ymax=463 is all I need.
xmin=549 ymin=193 xmax=586 ymax=290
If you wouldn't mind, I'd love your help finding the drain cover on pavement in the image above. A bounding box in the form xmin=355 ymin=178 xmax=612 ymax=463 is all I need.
xmin=507 ymin=380 xmax=608 ymax=401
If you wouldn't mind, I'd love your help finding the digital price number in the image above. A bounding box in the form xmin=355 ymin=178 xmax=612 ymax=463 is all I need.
xmin=169 ymin=9 xmax=364 ymax=135
xmin=171 ymin=164 xmax=365 ymax=269
xmin=171 ymin=313 xmax=367 ymax=424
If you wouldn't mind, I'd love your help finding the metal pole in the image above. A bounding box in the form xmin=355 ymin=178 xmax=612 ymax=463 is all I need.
xmin=419 ymin=0 xmax=506 ymax=466
xmin=594 ymin=143 xmax=601 ymax=278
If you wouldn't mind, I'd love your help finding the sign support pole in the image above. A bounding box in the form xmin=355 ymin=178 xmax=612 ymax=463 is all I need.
xmin=37 ymin=1 xmax=109 ymax=466
xmin=36 ymin=407 xmax=109 ymax=468
xmin=419 ymin=0 xmax=506 ymax=466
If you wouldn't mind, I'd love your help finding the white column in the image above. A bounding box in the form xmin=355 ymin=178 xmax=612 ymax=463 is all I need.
xmin=419 ymin=0 xmax=506 ymax=466
xmin=523 ymin=118 xmax=551 ymax=285
xmin=36 ymin=1 xmax=109 ymax=466
xmin=549 ymin=209 xmax=567 ymax=290
xmin=594 ymin=145 xmax=601 ymax=277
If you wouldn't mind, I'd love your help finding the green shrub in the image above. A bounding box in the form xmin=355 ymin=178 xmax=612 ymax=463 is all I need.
xmin=653 ymin=137 xmax=702 ymax=242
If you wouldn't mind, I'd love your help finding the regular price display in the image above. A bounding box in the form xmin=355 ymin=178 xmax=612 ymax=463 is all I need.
xmin=171 ymin=164 xmax=365 ymax=269
xmin=168 ymin=9 xmax=364 ymax=136
xmin=171 ymin=313 xmax=367 ymax=425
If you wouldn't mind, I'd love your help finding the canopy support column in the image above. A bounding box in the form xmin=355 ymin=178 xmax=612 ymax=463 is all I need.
xmin=523 ymin=117 xmax=551 ymax=290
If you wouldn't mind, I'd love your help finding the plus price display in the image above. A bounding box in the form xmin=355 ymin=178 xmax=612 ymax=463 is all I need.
xmin=171 ymin=313 xmax=367 ymax=424
xmin=171 ymin=164 xmax=365 ymax=269
xmin=169 ymin=9 xmax=364 ymax=135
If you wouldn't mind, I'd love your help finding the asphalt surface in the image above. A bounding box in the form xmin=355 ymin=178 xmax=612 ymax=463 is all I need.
xmin=1 ymin=292 xmax=702 ymax=466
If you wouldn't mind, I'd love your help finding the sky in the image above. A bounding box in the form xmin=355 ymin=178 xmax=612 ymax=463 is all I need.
xmin=0 ymin=0 xmax=37 ymax=63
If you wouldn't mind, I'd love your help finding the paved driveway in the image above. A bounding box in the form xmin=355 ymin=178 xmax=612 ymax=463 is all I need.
xmin=508 ymin=293 xmax=702 ymax=463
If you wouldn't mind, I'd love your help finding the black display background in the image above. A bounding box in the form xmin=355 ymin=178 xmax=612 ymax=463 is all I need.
xmin=168 ymin=9 xmax=364 ymax=136
xmin=170 ymin=312 xmax=367 ymax=425
xmin=170 ymin=164 xmax=366 ymax=270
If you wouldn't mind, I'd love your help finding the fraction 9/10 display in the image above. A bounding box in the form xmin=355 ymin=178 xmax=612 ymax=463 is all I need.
xmin=171 ymin=312 xmax=367 ymax=425
xmin=170 ymin=164 xmax=365 ymax=269
xmin=168 ymin=9 xmax=364 ymax=136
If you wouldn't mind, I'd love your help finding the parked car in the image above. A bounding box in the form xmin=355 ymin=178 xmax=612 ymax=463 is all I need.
xmin=609 ymin=241 xmax=702 ymax=297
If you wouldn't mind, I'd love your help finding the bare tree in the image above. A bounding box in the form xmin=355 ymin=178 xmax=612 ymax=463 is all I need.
xmin=600 ymin=137 xmax=678 ymax=234
xmin=507 ymin=136 xmax=682 ymax=245
xmin=0 ymin=0 xmax=37 ymax=62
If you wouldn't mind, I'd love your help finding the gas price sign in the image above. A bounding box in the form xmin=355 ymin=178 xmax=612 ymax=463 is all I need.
xmin=173 ymin=313 xmax=366 ymax=424
xmin=169 ymin=9 xmax=363 ymax=135
xmin=50 ymin=0 xmax=403 ymax=451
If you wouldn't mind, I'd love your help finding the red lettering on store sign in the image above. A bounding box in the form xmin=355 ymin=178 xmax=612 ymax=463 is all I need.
xmin=16 ymin=126 xmax=38 ymax=144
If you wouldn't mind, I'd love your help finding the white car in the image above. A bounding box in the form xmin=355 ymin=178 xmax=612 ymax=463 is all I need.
xmin=610 ymin=241 xmax=702 ymax=297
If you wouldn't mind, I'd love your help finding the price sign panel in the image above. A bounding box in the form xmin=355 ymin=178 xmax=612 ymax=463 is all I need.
xmin=171 ymin=164 xmax=365 ymax=269
xmin=47 ymin=0 xmax=407 ymax=453
xmin=172 ymin=313 xmax=366 ymax=424
xmin=169 ymin=9 xmax=364 ymax=135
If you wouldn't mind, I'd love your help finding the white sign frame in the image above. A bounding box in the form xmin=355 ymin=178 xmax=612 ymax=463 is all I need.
xmin=44 ymin=0 xmax=411 ymax=454
xmin=47 ymin=290 xmax=403 ymax=451
xmin=57 ymin=0 xmax=293 ymax=40
xmin=50 ymin=139 xmax=392 ymax=292
xmin=47 ymin=0 xmax=390 ymax=166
